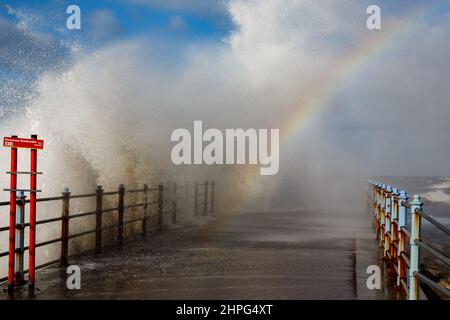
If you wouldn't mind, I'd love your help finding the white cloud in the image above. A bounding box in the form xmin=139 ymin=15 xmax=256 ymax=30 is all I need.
xmin=2 ymin=0 xmax=450 ymax=209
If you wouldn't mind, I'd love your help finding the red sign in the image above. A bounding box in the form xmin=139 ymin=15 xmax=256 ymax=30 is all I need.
xmin=3 ymin=137 xmax=44 ymax=150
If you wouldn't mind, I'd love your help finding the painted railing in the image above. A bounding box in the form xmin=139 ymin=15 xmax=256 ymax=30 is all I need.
xmin=0 ymin=180 xmax=215 ymax=294
xmin=367 ymin=180 xmax=450 ymax=300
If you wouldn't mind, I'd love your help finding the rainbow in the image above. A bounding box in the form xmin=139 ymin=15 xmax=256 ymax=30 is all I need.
xmin=230 ymin=1 xmax=444 ymax=212
xmin=280 ymin=1 xmax=440 ymax=145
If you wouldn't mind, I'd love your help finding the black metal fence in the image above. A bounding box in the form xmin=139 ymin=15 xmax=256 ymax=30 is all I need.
xmin=0 ymin=180 xmax=215 ymax=285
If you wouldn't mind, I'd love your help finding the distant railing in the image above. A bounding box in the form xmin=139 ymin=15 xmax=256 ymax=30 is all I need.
xmin=0 ymin=180 xmax=215 ymax=291
xmin=367 ymin=180 xmax=450 ymax=300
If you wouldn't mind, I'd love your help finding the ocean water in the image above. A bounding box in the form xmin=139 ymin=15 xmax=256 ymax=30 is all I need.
xmin=376 ymin=176 xmax=450 ymax=257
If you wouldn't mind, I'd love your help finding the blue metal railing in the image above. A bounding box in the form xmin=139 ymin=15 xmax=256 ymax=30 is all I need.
xmin=367 ymin=180 xmax=450 ymax=300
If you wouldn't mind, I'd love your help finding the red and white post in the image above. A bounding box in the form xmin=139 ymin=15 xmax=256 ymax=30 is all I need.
xmin=7 ymin=135 xmax=18 ymax=292
xmin=29 ymin=134 xmax=38 ymax=291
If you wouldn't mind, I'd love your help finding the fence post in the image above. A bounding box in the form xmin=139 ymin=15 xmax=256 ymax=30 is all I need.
xmin=390 ymin=188 xmax=399 ymax=261
xmin=15 ymin=191 xmax=26 ymax=285
xmin=118 ymin=184 xmax=125 ymax=245
xmin=158 ymin=183 xmax=164 ymax=230
xmin=194 ymin=182 xmax=198 ymax=216
xmin=184 ymin=182 xmax=189 ymax=209
xmin=409 ymin=194 xmax=422 ymax=300
xmin=7 ymin=135 xmax=18 ymax=292
xmin=203 ymin=181 xmax=208 ymax=216
xmin=374 ymin=184 xmax=380 ymax=236
xmin=397 ymin=190 xmax=408 ymax=288
xmin=379 ymin=184 xmax=385 ymax=246
xmin=28 ymin=134 xmax=38 ymax=292
xmin=61 ymin=187 xmax=70 ymax=266
xmin=95 ymin=185 xmax=103 ymax=254
xmin=142 ymin=184 xmax=148 ymax=239
xmin=172 ymin=182 xmax=177 ymax=224
xmin=384 ymin=185 xmax=392 ymax=259
xmin=211 ymin=181 xmax=215 ymax=215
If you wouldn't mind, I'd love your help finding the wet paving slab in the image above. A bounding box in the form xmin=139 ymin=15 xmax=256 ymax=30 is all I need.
xmin=2 ymin=209 xmax=402 ymax=299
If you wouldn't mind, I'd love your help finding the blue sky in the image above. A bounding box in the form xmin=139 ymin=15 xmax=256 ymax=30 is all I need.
xmin=2 ymin=0 xmax=448 ymax=44
xmin=0 ymin=0 xmax=232 ymax=42
xmin=1 ymin=0 xmax=449 ymax=111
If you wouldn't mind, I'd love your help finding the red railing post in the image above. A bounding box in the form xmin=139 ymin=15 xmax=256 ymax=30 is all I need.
xmin=95 ymin=185 xmax=103 ymax=254
xmin=118 ymin=184 xmax=125 ymax=245
xmin=28 ymin=134 xmax=38 ymax=291
xmin=60 ymin=187 xmax=70 ymax=266
xmin=7 ymin=135 xmax=18 ymax=292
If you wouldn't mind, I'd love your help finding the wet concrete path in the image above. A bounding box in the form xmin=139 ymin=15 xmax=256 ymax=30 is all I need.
xmin=6 ymin=210 xmax=398 ymax=299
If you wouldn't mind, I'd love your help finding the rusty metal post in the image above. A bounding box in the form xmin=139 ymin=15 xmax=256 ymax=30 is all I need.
xmin=172 ymin=182 xmax=177 ymax=224
xmin=95 ymin=185 xmax=103 ymax=254
xmin=194 ymin=182 xmax=198 ymax=216
xmin=60 ymin=187 xmax=70 ymax=266
xmin=373 ymin=183 xmax=379 ymax=232
xmin=211 ymin=181 xmax=215 ymax=215
xmin=409 ymin=194 xmax=422 ymax=300
xmin=203 ymin=181 xmax=208 ymax=216
xmin=374 ymin=184 xmax=380 ymax=236
xmin=390 ymin=188 xmax=399 ymax=261
xmin=379 ymin=184 xmax=386 ymax=247
xmin=185 ymin=181 xmax=189 ymax=209
xmin=117 ymin=184 xmax=125 ymax=245
xmin=384 ymin=186 xmax=392 ymax=259
xmin=158 ymin=183 xmax=163 ymax=230
xmin=15 ymin=191 xmax=26 ymax=285
xmin=142 ymin=184 xmax=148 ymax=239
xmin=397 ymin=190 xmax=408 ymax=288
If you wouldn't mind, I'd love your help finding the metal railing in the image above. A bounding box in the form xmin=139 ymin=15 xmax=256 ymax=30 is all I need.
xmin=367 ymin=180 xmax=450 ymax=300
xmin=0 ymin=180 xmax=216 ymax=291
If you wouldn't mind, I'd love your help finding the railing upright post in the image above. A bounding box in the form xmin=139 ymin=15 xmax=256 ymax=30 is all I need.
xmin=384 ymin=186 xmax=392 ymax=259
xmin=374 ymin=184 xmax=380 ymax=235
xmin=95 ymin=185 xmax=103 ymax=254
xmin=172 ymin=182 xmax=177 ymax=224
xmin=211 ymin=181 xmax=215 ymax=215
xmin=158 ymin=183 xmax=164 ymax=230
xmin=194 ymin=182 xmax=198 ymax=216
xmin=185 ymin=181 xmax=189 ymax=209
xmin=142 ymin=184 xmax=148 ymax=239
xmin=7 ymin=136 xmax=18 ymax=292
xmin=390 ymin=188 xmax=399 ymax=261
xmin=28 ymin=134 xmax=38 ymax=291
xmin=60 ymin=187 xmax=70 ymax=266
xmin=409 ymin=194 xmax=423 ymax=300
xmin=15 ymin=191 xmax=26 ymax=285
xmin=117 ymin=184 xmax=125 ymax=245
xmin=379 ymin=184 xmax=386 ymax=247
xmin=375 ymin=183 xmax=381 ymax=233
xmin=203 ymin=181 xmax=208 ymax=216
xmin=397 ymin=190 xmax=408 ymax=288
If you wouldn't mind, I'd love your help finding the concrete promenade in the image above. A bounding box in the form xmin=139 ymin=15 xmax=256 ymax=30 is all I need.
xmin=4 ymin=209 xmax=399 ymax=299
